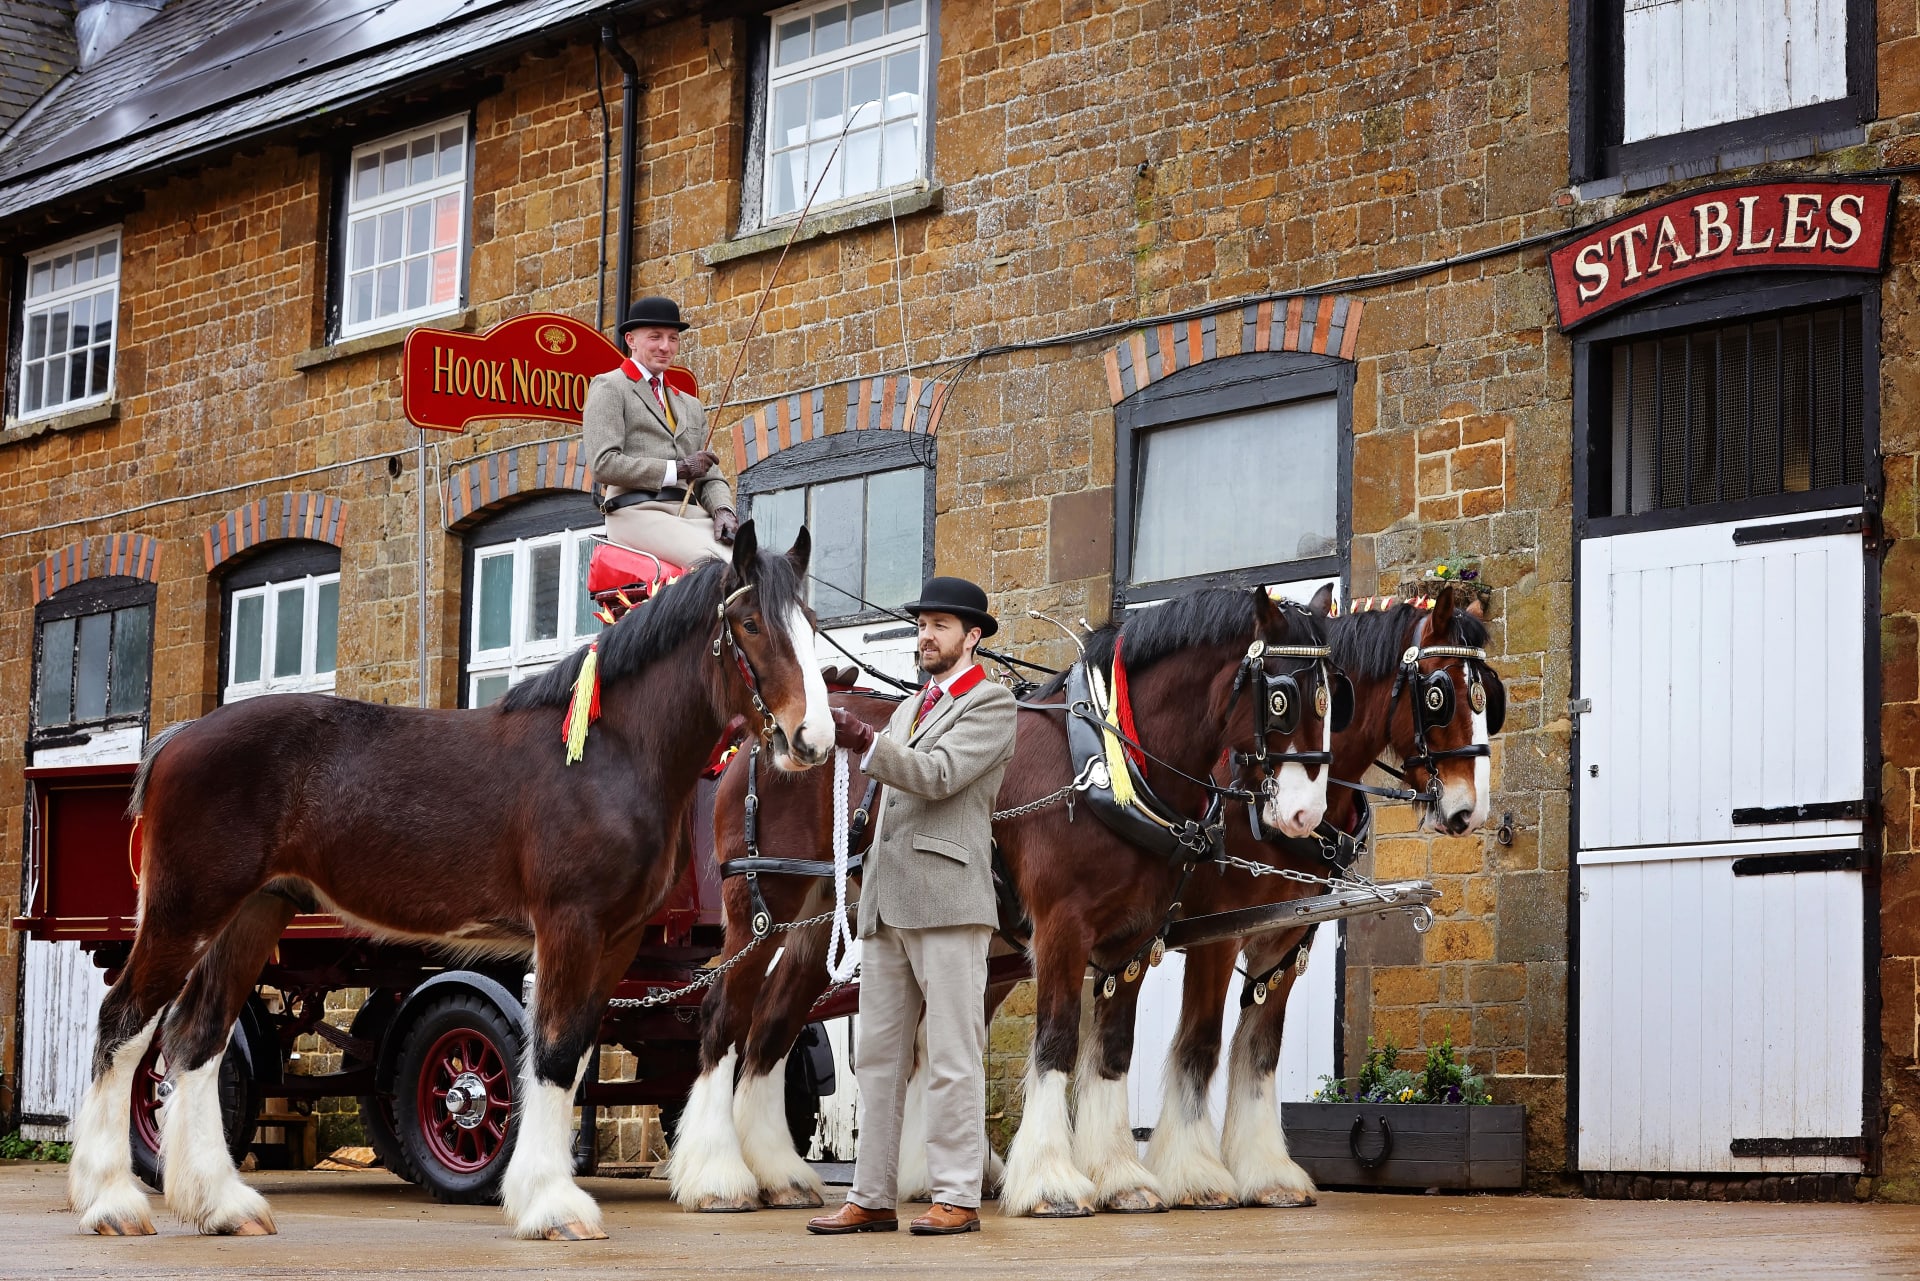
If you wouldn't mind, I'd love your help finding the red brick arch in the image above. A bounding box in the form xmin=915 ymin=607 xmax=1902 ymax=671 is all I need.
xmin=1102 ymin=295 xmax=1366 ymax=404
xmin=731 ymin=373 xmax=948 ymax=473
xmin=30 ymin=534 xmax=164 ymax=602
xmin=442 ymin=438 xmax=596 ymax=531
xmin=203 ymin=493 xmax=349 ymax=573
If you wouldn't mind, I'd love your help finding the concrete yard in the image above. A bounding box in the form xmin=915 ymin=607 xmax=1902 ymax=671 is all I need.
xmin=6 ymin=1162 xmax=1920 ymax=1280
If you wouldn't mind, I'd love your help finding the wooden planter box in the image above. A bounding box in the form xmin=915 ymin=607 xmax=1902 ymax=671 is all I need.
xmin=1396 ymin=577 xmax=1494 ymax=616
xmin=1281 ymin=1102 xmax=1525 ymax=1190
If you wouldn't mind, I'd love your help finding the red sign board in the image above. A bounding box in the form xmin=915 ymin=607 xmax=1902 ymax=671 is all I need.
xmin=1549 ymin=179 xmax=1895 ymax=331
xmin=402 ymin=312 xmax=627 ymax=433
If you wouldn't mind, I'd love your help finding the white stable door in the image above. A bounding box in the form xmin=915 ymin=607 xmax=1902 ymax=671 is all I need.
xmin=1576 ymin=509 xmax=1866 ymax=1173
xmin=19 ymin=940 xmax=109 ymax=1142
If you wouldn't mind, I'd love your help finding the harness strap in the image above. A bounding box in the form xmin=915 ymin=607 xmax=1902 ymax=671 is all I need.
xmin=1241 ymin=933 xmax=1311 ymax=1008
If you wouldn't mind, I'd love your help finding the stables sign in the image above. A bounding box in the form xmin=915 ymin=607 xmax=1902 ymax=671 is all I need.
xmin=402 ymin=312 xmax=623 ymax=433
xmin=1548 ymin=179 xmax=1895 ymax=330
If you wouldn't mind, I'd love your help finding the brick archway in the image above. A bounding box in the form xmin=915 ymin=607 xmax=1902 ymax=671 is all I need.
xmin=443 ymin=438 xmax=596 ymax=531
xmin=30 ymin=534 xmax=164 ymax=602
xmin=731 ymin=373 xmax=948 ymax=473
xmin=203 ymin=493 xmax=349 ymax=572
xmin=1102 ymin=294 xmax=1366 ymax=403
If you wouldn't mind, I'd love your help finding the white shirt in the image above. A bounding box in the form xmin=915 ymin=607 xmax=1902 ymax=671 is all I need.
xmin=860 ymin=662 xmax=980 ymax=767
xmin=633 ymin=364 xmax=679 ymax=487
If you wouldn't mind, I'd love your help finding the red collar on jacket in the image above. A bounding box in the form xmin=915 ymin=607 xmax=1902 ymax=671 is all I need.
xmin=942 ymin=663 xmax=987 ymax=701
xmin=620 ymin=358 xmax=650 ymax=382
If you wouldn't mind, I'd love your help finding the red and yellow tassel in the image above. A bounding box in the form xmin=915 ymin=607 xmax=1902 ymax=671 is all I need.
xmin=562 ymin=642 xmax=602 ymax=764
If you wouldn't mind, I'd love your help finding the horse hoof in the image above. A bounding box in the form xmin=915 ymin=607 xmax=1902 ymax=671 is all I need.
xmin=1101 ymin=1187 xmax=1168 ymax=1214
xmin=1245 ymin=1189 xmax=1316 ymax=1209
xmin=92 ymin=1216 xmax=157 ymax=1237
xmin=692 ymin=1195 xmax=760 ymax=1214
xmin=1029 ymin=1198 xmax=1096 ymax=1219
xmin=220 ymin=1217 xmax=277 ymax=1237
xmin=542 ymin=1221 xmax=610 ymax=1241
xmin=761 ymin=1186 xmax=825 ymax=1210
xmin=1172 ymin=1191 xmax=1239 ymax=1211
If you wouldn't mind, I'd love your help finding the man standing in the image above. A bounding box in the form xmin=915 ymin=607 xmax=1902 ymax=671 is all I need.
xmin=806 ymin=577 xmax=1017 ymax=1238
xmin=582 ymin=296 xmax=739 ymax=566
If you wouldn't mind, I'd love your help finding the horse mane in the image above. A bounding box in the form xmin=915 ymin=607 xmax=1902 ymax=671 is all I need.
xmin=1332 ymin=600 xmax=1490 ymax=681
xmin=1032 ymin=586 xmax=1319 ymax=697
xmin=501 ymin=550 xmax=805 ymax=712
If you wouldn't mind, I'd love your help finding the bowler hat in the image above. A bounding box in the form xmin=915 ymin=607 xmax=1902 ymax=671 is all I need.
xmin=903 ymin=576 xmax=998 ymax=638
xmin=618 ymin=295 xmax=689 ymax=336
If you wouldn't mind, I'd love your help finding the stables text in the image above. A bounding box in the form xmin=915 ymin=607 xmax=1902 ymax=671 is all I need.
xmin=1548 ymin=180 xmax=1894 ymax=330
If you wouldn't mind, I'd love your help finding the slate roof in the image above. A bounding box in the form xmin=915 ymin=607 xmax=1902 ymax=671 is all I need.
xmin=0 ymin=0 xmax=677 ymax=227
xmin=0 ymin=1 xmax=78 ymax=138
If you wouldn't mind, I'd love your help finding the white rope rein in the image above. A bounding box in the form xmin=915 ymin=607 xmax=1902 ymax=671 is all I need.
xmin=825 ymin=747 xmax=861 ymax=982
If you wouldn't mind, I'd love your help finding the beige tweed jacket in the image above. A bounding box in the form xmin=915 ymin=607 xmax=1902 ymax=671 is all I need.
xmin=857 ymin=675 xmax=1018 ymax=937
xmin=581 ymin=367 xmax=734 ymax=514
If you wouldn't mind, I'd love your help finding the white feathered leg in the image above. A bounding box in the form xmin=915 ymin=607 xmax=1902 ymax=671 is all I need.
xmin=160 ymin=1056 xmax=275 ymax=1235
xmin=1143 ymin=1062 xmax=1237 ymax=1209
xmin=999 ymin=1066 xmax=1096 ymax=1217
xmin=1070 ymin=1040 xmax=1164 ymax=1213
xmin=1219 ymin=1022 xmax=1315 ymax=1208
xmin=664 ymin=1049 xmax=761 ymax=1212
xmin=69 ymin=1014 xmax=160 ymax=1236
xmin=734 ymin=1067 xmax=823 ymax=1208
xmin=500 ymin=1050 xmax=606 ymax=1240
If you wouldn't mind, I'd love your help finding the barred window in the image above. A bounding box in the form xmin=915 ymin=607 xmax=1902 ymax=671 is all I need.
xmin=340 ymin=117 xmax=467 ymax=338
xmin=18 ymin=228 xmax=119 ymax=419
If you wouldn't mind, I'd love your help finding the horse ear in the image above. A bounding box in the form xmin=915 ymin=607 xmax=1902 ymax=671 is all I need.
xmin=730 ymin=518 xmax=760 ymax=578
xmin=785 ymin=524 xmax=812 ymax=577
xmin=1308 ymin=583 xmax=1336 ymax=617
xmin=1464 ymin=595 xmax=1487 ymax=620
xmin=1427 ymin=584 xmax=1456 ymax=637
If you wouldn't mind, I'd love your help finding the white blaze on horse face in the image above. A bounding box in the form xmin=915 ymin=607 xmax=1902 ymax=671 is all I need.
xmin=774 ymin=604 xmax=835 ymax=770
xmin=1429 ymin=702 xmax=1491 ymax=835
xmin=1261 ymin=712 xmax=1330 ymax=838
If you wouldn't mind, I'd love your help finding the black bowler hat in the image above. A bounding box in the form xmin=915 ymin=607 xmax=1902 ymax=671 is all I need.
xmin=618 ymin=295 xmax=689 ymax=337
xmin=903 ymin=576 xmax=998 ymax=638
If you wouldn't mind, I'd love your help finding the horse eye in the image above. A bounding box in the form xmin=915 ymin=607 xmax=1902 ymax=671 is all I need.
xmin=743 ymin=618 xmax=761 ymax=635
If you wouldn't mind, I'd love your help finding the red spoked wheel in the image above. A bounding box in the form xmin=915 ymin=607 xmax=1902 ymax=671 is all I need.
xmin=131 ymin=1039 xmax=167 ymax=1159
xmin=392 ymin=991 xmax=524 ymax=1204
xmin=126 ymin=1028 xmax=257 ymax=1192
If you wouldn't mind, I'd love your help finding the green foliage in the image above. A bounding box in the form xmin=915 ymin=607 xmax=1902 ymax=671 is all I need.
xmin=1312 ymin=1031 xmax=1493 ymax=1105
xmin=0 ymin=1131 xmax=73 ymax=1162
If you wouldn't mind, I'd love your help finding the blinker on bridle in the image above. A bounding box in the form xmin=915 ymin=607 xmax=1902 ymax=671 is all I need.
xmin=1230 ymin=640 xmax=1354 ymax=773
xmin=1385 ymin=636 xmax=1494 ymax=799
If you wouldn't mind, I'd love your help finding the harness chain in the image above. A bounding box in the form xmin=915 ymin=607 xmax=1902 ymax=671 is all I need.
xmin=604 ymin=906 xmax=842 ymax=1010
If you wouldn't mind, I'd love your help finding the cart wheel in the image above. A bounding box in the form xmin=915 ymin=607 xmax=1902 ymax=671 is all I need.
xmin=129 ymin=1027 xmax=257 ymax=1193
xmin=348 ymin=992 xmax=419 ymax=1185
xmin=392 ymin=990 xmax=524 ymax=1204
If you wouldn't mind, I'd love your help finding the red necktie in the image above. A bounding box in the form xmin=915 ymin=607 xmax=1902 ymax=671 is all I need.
xmin=913 ymin=682 xmax=943 ymax=729
xmin=649 ymin=374 xmax=666 ymax=409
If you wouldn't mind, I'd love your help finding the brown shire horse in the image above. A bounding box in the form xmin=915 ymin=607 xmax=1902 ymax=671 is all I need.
xmin=66 ymin=526 xmax=834 ymax=1241
xmin=669 ymin=587 xmax=1341 ymax=1216
xmin=1117 ymin=589 xmax=1507 ymax=1209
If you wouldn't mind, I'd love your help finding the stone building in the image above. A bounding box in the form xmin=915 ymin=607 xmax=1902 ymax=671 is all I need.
xmin=0 ymin=0 xmax=1913 ymax=1201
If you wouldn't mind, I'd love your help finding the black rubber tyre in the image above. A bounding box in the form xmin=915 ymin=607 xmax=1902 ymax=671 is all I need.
xmin=128 ymin=1026 xmax=258 ymax=1193
xmin=391 ymin=990 xmax=525 ymax=1205
xmin=349 ymin=991 xmax=419 ymax=1185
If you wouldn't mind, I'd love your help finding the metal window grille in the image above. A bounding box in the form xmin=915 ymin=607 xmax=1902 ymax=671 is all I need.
xmin=1606 ymin=302 xmax=1862 ymax=517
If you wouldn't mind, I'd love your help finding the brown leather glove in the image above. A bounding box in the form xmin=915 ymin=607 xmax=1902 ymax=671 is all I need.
xmin=832 ymin=707 xmax=875 ymax=754
xmin=678 ymin=449 xmax=721 ymax=481
xmin=712 ymin=507 xmax=739 ymax=544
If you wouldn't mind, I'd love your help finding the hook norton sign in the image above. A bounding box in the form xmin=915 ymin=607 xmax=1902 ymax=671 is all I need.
xmin=401 ymin=312 xmax=699 ymax=433
xmin=1548 ymin=178 xmax=1895 ymax=330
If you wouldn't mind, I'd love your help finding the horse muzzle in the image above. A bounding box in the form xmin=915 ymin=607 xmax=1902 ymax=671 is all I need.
xmin=773 ymin=723 xmax=834 ymax=770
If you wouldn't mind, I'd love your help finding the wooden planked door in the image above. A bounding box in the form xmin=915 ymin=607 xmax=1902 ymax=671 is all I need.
xmin=1576 ymin=508 xmax=1868 ymax=1173
xmin=19 ymin=940 xmax=108 ymax=1142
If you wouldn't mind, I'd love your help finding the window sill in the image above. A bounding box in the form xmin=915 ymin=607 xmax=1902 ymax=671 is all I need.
xmin=1575 ymin=124 xmax=1869 ymax=202
xmin=0 ymin=398 xmax=118 ymax=447
xmin=294 ymin=308 xmax=475 ymax=371
xmin=703 ymin=186 xmax=943 ymax=267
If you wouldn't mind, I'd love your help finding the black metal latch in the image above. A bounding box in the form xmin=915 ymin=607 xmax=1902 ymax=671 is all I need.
xmin=1731 ymin=512 xmax=1877 ymax=547
xmin=1731 ymin=799 xmax=1867 ymax=825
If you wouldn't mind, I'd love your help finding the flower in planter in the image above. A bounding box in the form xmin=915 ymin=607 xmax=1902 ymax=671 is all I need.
xmin=1313 ymin=1031 xmax=1494 ymax=1105
xmin=1429 ymin=556 xmax=1481 ymax=583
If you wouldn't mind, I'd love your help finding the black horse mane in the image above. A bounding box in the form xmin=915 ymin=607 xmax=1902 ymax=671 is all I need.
xmin=501 ymin=548 xmax=806 ymax=712
xmin=1332 ymin=600 xmax=1489 ymax=681
xmin=1033 ymin=586 xmax=1322 ymax=697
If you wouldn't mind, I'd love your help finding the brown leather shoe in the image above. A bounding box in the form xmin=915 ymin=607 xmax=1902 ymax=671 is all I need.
xmin=909 ymin=1203 xmax=980 ymax=1235
xmin=806 ymin=1201 xmax=899 ymax=1235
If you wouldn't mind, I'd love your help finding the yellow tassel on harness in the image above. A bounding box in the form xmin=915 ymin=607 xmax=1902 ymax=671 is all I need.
xmin=1089 ymin=664 xmax=1136 ymax=809
xmin=562 ymin=642 xmax=601 ymax=764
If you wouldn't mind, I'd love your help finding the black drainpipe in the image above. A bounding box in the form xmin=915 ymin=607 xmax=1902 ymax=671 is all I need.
xmin=601 ymin=23 xmax=640 ymax=335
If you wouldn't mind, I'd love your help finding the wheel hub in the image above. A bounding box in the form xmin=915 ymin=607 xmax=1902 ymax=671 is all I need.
xmin=443 ymin=1071 xmax=489 ymax=1129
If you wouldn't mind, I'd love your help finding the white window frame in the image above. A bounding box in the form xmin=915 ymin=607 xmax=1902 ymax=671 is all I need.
xmin=466 ymin=527 xmax=605 ymax=707
xmin=339 ymin=115 xmax=469 ymax=340
xmin=762 ymin=0 xmax=929 ymax=225
xmin=16 ymin=227 xmax=120 ymax=423
xmin=225 ymin=573 xmax=340 ymax=702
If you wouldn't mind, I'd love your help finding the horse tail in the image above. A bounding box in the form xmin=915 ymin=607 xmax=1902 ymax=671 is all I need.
xmin=127 ymin=721 xmax=195 ymax=818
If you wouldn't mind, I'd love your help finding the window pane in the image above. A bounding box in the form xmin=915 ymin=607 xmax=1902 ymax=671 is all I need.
xmin=28 ymin=261 xmax=50 ymax=298
xmin=751 ymin=486 xmax=806 ymax=562
xmin=808 ymin=140 xmax=842 ymax=203
xmin=405 ymin=255 xmax=430 ymax=309
xmin=315 ymin=580 xmax=339 ymax=674
xmin=774 ymin=81 xmax=809 ymax=149
xmin=26 ymin=313 xmax=47 ymax=360
xmin=770 ymin=149 xmax=803 ymax=217
xmin=350 ymin=218 xmax=375 ymax=269
xmin=851 ymin=0 xmax=884 ymax=42
xmin=527 ymin=542 xmax=562 ymax=642
xmin=474 ymin=673 xmax=510 ymax=707
xmin=37 ymin=616 xmax=75 ymax=726
xmin=96 ymin=240 xmax=116 ymax=275
xmin=91 ymin=288 xmax=114 ymax=343
xmin=355 ymin=153 xmax=379 ymax=201
xmin=432 ymin=251 xmax=458 ymax=304
xmin=90 ymin=345 xmax=111 ymax=398
xmin=439 ymin=127 xmax=464 ymax=177
xmin=864 ymin=468 xmax=923 ymax=608
xmin=379 ymin=208 xmax=404 ymax=260
xmin=52 ymin=253 xmax=72 ymax=290
xmin=47 ymin=308 xmax=70 ymax=354
xmin=407 ymin=200 xmax=432 ymax=254
xmin=777 ymin=18 xmax=811 ymax=65
xmin=434 ymin=193 xmax=461 ymax=247
xmin=880 ymin=118 xmax=919 ymax=186
xmin=574 ymin=539 xmax=604 ymax=638
xmin=108 ymin=606 xmax=151 ymax=717
xmin=274 ymin=587 xmax=306 ymax=678
xmin=376 ymin=263 xmax=402 ymax=315
xmin=843 ymin=128 xmax=881 ymax=196
xmin=811 ymin=477 xmax=865 ymax=616
xmin=1133 ymin=398 xmax=1339 ymax=584
xmin=885 ymin=49 xmax=920 ymax=118
xmin=234 ymin=594 xmax=264 ymax=683
xmin=45 ymin=355 xmax=69 ymax=408
xmin=23 ymin=363 xmax=43 ymax=413
xmin=888 ymin=0 xmax=921 ymax=29
xmin=812 ymin=68 xmax=845 ymax=140
xmin=847 ymin=57 xmax=883 ymax=124
xmin=383 ymin=144 xmax=407 ymax=192
xmin=478 ymin=553 xmax=513 ymax=650
xmin=411 ymin=135 xmax=436 ymax=185
xmin=75 ymin=611 xmax=110 ymax=721
xmin=814 ymin=4 xmax=846 ymax=54
xmin=349 ymin=273 xmax=374 ymax=325
xmin=74 ymin=247 xmax=95 ymax=285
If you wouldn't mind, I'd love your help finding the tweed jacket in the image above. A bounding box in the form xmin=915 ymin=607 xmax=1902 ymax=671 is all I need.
xmin=857 ymin=673 xmax=1018 ymax=937
xmin=581 ymin=367 xmax=734 ymax=515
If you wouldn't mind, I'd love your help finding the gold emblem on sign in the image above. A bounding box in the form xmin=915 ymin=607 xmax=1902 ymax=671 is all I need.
xmin=538 ymin=325 xmax=575 ymax=354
